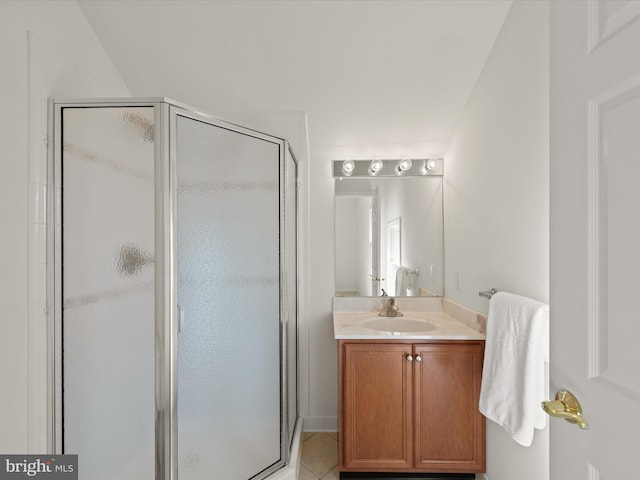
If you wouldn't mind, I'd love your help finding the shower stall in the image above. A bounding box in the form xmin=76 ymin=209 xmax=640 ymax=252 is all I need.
xmin=49 ymin=99 xmax=299 ymax=480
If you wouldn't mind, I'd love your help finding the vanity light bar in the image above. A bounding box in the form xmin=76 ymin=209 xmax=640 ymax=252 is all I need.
xmin=333 ymin=158 xmax=444 ymax=178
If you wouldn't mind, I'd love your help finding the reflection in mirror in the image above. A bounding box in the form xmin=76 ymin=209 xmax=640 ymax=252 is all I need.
xmin=334 ymin=176 xmax=443 ymax=298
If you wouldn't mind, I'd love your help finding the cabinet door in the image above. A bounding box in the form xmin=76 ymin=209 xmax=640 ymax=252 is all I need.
xmin=341 ymin=343 xmax=413 ymax=470
xmin=414 ymin=343 xmax=485 ymax=472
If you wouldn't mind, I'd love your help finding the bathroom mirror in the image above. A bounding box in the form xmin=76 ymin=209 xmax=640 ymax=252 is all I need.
xmin=334 ymin=173 xmax=443 ymax=298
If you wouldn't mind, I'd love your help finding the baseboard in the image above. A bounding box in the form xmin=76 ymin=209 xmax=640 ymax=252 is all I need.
xmin=303 ymin=416 xmax=338 ymax=431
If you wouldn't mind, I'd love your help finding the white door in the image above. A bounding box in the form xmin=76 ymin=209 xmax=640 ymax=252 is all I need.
xmin=550 ymin=1 xmax=640 ymax=478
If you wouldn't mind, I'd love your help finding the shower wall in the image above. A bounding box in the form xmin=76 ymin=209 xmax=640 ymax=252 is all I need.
xmin=54 ymin=99 xmax=299 ymax=480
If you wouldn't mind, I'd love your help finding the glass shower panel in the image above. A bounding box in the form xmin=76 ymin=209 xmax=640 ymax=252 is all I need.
xmin=176 ymin=115 xmax=282 ymax=479
xmin=285 ymin=148 xmax=298 ymax=450
xmin=61 ymin=107 xmax=156 ymax=479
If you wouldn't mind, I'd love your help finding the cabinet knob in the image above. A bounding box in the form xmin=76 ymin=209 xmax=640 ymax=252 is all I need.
xmin=415 ymin=355 xmax=422 ymax=362
xmin=406 ymin=355 xmax=413 ymax=362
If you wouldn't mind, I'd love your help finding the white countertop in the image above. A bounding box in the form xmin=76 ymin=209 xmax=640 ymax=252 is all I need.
xmin=333 ymin=310 xmax=485 ymax=340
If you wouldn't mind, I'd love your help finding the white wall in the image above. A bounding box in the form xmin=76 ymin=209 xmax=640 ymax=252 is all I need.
xmin=334 ymin=197 xmax=360 ymax=293
xmin=444 ymin=2 xmax=549 ymax=480
xmin=0 ymin=1 xmax=130 ymax=452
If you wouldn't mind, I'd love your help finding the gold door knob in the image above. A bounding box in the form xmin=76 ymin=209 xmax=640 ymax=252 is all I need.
xmin=541 ymin=390 xmax=589 ymax=430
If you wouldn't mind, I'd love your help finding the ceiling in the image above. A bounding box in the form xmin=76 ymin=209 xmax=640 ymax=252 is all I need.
xmin=78 ymin=0 xmax=512 ymax=162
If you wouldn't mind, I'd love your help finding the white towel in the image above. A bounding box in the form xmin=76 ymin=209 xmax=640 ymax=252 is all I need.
xmin=479 ymin=292 xmax=549 ymax=447
xmin=394 ymin=266 xmax=410 ymax=296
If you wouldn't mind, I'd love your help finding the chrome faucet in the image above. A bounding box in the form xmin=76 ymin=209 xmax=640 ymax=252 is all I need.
xmin=378 ymin=297 xmax=403 ymax=317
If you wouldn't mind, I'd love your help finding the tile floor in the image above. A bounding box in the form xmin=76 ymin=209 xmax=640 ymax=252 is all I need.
xmin=300 ymin=432 xmax=339 ymax=480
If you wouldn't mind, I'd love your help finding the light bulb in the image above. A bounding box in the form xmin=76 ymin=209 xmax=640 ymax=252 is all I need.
xmin=395 ymin=158 xmax=412 ymax=175
xmin=398 ymin=158 xmax=412 ymax=172
xmin=341 ymin=160 xmax=355 ymax=177
xmin=422 ymin=159 xmax=436 ymax=174
xmin=368 ymin=159 xmax=383 ymax=176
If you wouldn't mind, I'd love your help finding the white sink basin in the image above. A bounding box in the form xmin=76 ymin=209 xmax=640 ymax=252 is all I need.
xmin=363 ymin=317 xmax=437 ymax=334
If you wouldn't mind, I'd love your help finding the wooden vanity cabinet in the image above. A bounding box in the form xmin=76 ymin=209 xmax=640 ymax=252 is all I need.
xmin=341 ymin=343 xmax=415 ymax=470
xmin=339 ymin=340 xmax=486 ymax=474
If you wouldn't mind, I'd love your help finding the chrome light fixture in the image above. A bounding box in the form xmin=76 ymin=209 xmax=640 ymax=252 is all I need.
xmin=341 ymin=160 xmax=355 ymax=177
xmin=368 ymin=159 xmax=383 ymax=176
xmin=332 ymin=158 xmax=443 ymax=178
xmin=395 ymin=158 xmax=412 ymax=176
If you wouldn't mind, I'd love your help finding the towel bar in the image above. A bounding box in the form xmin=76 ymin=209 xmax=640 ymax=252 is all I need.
xmin=479 ymin=288 xmax=498 ymax=299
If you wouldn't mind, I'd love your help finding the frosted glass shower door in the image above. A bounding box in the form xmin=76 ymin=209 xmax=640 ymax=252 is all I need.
xmin=60 ymin=106 xmax=156 ymax=479
xmin=175 ymin=112 xmax=283 ymax=479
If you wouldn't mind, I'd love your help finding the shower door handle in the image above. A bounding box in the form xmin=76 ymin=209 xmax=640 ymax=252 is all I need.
xmin=178 ymin=305 xmax=185 ymax=333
